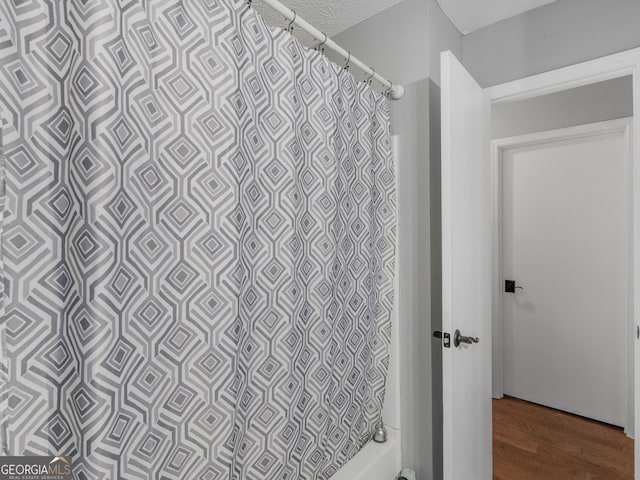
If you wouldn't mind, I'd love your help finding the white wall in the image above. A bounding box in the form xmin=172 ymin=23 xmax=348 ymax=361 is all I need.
xmin=492 ymin=76 xmax=633 ymax=138
xmin=335 ymin=2 xmax=462 ymax=478
xmin=462 ymin=0 xmax=640 ymax=87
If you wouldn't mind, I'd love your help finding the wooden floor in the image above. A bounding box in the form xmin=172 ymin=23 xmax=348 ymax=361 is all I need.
xmin=493 ymin=396 xmax=633 ymax=480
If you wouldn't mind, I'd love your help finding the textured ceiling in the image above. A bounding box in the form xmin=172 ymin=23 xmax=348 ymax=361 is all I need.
xmin=437 ymin=0 xmax=557 ymax=34
xmin=252 ymin=0 xmax=406 ymax=37
xmin=252 ymin=0 xmax=558 ymax=46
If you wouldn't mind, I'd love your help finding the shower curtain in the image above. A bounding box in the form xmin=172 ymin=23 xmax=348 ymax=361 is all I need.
xmin=0 ymin=0 xmax=395 ymax=479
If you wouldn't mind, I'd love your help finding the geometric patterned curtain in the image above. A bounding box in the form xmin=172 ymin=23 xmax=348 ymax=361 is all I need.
xmin=0 ymin=0 xmax=396 ymax=478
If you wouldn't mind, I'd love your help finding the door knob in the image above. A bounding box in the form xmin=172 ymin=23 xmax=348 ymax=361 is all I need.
xmin=454 ymin=329 xmax=479 ymax=347
xmin=505 ymin=280 xmax=524 ymax=293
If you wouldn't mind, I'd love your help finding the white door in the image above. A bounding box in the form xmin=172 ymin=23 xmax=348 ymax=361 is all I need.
xmin=441 ymin=51 xmax=492 ymax=480
xmin=501 ymin=125 xmax=631 ymax=428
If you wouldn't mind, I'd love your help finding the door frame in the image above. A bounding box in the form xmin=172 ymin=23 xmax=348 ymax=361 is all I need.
xmin=487 ymin=48 xmax=640 ymax=476
xmin=491 ymin=118 xmax=634 ymax=435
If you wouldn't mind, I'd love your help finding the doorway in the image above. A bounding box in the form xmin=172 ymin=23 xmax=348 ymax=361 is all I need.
xmin=491 ymin=110 xmax=634 ymax=478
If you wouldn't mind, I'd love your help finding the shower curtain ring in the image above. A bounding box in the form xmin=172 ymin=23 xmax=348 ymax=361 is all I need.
xmin=366 ymin=69 xmax=375 ymax=85
xmin=384 ymin=82 xmax=393 ymax=97
xmin=344 ymin=51 xmax=351 ymax=70
xmin=287 ymin=11 xmax=297 ymax=33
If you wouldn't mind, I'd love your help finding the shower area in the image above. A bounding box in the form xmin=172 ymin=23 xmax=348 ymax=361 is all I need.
xmin=0 ymin=0 xmax=401 ymax=479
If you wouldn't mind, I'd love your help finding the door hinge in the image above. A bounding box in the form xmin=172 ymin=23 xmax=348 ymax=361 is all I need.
xmin=433 ymin=331 xmax=451 ymax=348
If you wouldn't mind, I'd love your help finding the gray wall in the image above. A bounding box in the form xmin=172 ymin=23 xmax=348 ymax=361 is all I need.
xmin=390 ymin=78 xmax=433 ymax=480
xmin=333 ymin=0 xmax=461 ymax=87
xmin=333 ymin=0 xmax=428 ymax=86
xmin=336 ymin=2 xmax=461 ymax=479
xmin=462 ymin=0 xmax=640 ymax=87
xmin=428 ymin=0 xmax=462 ymax=87
xmin=492 ymin=76 xmax=633 ymax=138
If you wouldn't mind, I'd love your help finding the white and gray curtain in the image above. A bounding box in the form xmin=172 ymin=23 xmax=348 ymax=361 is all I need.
xmin=0 ymin=0 xmax=395 ymax=478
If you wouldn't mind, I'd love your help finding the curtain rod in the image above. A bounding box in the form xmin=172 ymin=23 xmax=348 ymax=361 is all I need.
xmin=250 ymin=0 xmax=405 ymax=100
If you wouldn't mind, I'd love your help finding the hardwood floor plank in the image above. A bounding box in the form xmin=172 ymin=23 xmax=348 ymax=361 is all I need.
xmin=493 ymin=397 xmax=633 ymax=480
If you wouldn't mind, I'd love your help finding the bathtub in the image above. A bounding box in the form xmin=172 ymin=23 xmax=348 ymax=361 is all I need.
xmin=329 ymin=428 xmax=401 ymax=480
xmin=331 ymin=136 xmax=403 ymax=480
